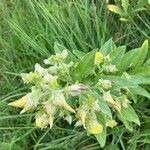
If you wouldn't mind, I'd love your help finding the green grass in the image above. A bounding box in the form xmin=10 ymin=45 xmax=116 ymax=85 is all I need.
xmin=0 ymin=0 xmax=150 ymax=149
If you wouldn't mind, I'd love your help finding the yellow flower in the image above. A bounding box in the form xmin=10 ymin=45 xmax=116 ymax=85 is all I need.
xmin=106 ymin=120 xmax=118 ymax=128
xmin=48 ymin=116 xmax=54 ymax=129
xmin=44 ymin=101 xmax=56 ymax=129
xmin=8 ymin=95 xmax=27 ymax=108
xmin=88 ymin=121 xmax=103 ymax=134
xmin=53 ymin=93 xmax=75 ymax=113
xmin=35 ymin=113 xmax=49 ymax=129
xmin=103 ymin=91 xmax=116 ymax=105
xmin=78 ymin=109 xmax=87 ymax=129
xmin=95 ymin=52 xmax=103 ymax=64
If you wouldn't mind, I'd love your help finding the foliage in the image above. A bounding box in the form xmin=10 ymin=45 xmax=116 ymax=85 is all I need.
xmin=8 ymin=40 xmax=150 ymax=147
xmin=0 ymin=0 xmax=150 ymax=149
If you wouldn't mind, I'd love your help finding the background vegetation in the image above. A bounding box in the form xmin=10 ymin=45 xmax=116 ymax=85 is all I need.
xmin=0 ymin=0 xmax=150 ymax=149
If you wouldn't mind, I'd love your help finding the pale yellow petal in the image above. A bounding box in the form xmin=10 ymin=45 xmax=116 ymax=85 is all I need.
xmin=78 ymin=110 xmax=86 ymax=129
xmin=48 ymin=116 xmax=54 ymax=129
xmin=8 ymin=95 xmax=27 ymax=108
xmin=88 ymin=121 xmax=103 ymax=134
xmin=107 ymin=120 xmax=118 ymax=128
xmin=63 ymin=101 xmax=75 ymax=113
xmin=95 ymin=52 xmax=103 ymax=64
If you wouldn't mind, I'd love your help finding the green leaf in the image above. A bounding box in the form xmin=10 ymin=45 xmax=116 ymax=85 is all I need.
xmin=72 ymin=49 xmax=85 ymax=58
xmin=117 ymin=49 xmax=138 ymax=74
xmin=87 ymin=91 xmax=112 ymax=118
xmin=132 ymin=40 xmax=149 ymax=67
xmin=118 ymin=113 xmax=133 ymax=131
xmin=95 ymin=127 xmax=106 ymax=148
xmin=130 ymin=75 xmax=150 ymax=85
xmin=107 ymin=5 xmax=124 ymax=15
xmin=121 ymin=0 xmax=129 ymax=12
xmin=129 ymin=66 xmax=150 ymax=76
xmin=54 ymin=42 xmax=66 ymax=53
xmin=143 ymin=58 xmax=150 ymax=66
xmin=137 ymin=0 xmax=148 ymax=8
xmin=129 ymin=86 xmax=150 ymax=99
xmin=110 ymin=46 xmax=126 ymax=64
xmin=101 ymin=75 xmax=137 ymax=89
xmin=73 ymin=50 xmax=96 ymax=81
xmin=96 ymin=95 xmax=112 ymax=119
xmin=121 ymin=105 xmax=140 ymax=125
xmin=97 ymin=99 xmax=112 ymax=119
xmin=100 ymin=38 xmax=116 ymax=56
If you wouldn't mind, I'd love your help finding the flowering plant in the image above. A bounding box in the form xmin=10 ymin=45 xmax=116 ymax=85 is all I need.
xmin=8 ymin=39 xmax=150 ymax=147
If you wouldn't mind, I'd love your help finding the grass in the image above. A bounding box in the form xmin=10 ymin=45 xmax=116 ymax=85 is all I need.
xmin=0 ymin=0 xmax=150 ymax=149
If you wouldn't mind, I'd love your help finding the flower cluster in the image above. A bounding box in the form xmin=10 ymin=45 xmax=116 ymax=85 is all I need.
xmin=8 ymin=49 xmax=134 ymax=135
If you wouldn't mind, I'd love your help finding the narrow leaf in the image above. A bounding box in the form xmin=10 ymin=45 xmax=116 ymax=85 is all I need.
xmin=130 ymin=75 xmax=150 ymax=85
xmin=72 ymin=49 xmax=85 ymax=58
xmin=118 ymin=113 xmax=133 ymax=131
xmin=129 ymin=86 xmax=150 ymax=99
xmin=132 ymin=40 xmax=148 ymax=67
xmin=95 ymin=127 xmax=106 ymax=147
xmin=107 ymin=5 xmax=123 ymax=15
xmin=73 ymin=50 xmax=96 ymax=81
xmin=120 ymin=105 xmax=140 ymax=126
xmin=100 ymin=38 xmax=116 ymax=56
xmin=121 ymin=0 xmax=129 ymax=12
xmin=117 ymin=49 xmax=138 ymax=74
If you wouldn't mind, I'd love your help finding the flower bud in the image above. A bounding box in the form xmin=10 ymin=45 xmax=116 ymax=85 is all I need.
xmin=74 ymin=120 xmax=82 ymax=127
xmin=104 ymin=64 xmax=118 ymax=73
xmin=43 ymin=73 xmax=58 ymax=85
xmin=44 ymin=58 xmax=51 ymax=65
xmin=103 ymin=91 xmax=116 ymax=105
xmin=78 ymin=109 xmax=87 ymax=129
xmin=67 ymin=84 xmax=89 ymax=96
xmin=53 ymin=93 xmax=75 ymax=113
xmin=45 ymin=100 xmax=56 ymax=117
xmin=87 ymin=120 xmax=103 ymax=134
xmin=99 ymin=79 xmax=112 ymax=90
xmin=65 ymin=115 xmax=73 ymax=125
xmin=95 ymin=52 xmax=103 ymax=64
xmin=106 ymin=119 xmax=118 ymax=128
xmin=35 ymin=113 xmax=49 ymax=129
xmin=48 ymin=115 xmax=54 ymax=129
xmin=21 ymin=72 xmax=41 ymax=84
xmin=8 ymin=95 xmax=27 ymax=108
xmin=35 ymin=63 xmax=46 ymax=76
xmin=20 ymin=92 xmax=39 ymax=114
xmin=61 ymin=50 xmax=68 ymax=59
xmin=44 ymin=100 xmax=56 ymax=129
